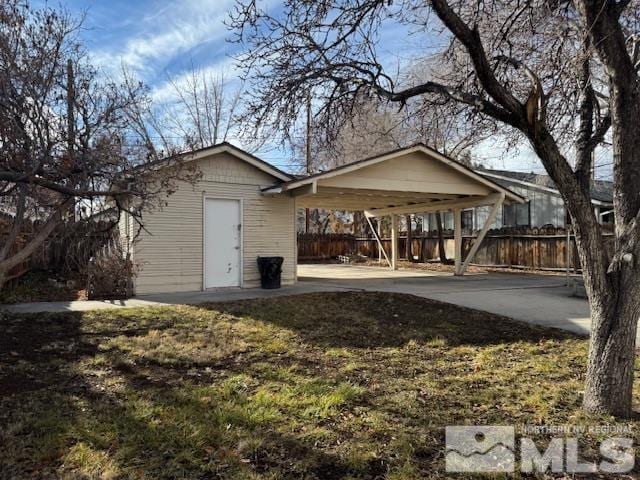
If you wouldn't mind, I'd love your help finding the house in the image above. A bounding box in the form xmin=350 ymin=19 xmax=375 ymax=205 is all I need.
xmin=120 ymin=143 xmax=524 ymax=295
xmin=420 ymin=168 xmax=613 ymax=233
xmin=120 ymin=143 xmax=297 ymax=294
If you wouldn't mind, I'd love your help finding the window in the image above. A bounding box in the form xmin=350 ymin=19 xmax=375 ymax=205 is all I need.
xmin=503 ymin=201 xmax=531 ymax=227
xmin=599 ymin=208 xmax=614 ymax=225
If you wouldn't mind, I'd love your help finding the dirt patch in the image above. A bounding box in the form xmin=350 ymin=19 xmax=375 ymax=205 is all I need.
xmin=0 ymin=270 xmax=87 ymax=304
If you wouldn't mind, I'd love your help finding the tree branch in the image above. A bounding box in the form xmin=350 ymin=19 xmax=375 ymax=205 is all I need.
xmin=0 ymin=186 xmax=26 ymax=261
xmin=576 ymin=0 xmax=637 ymax=88
xmin=0 ymin=198 xmax=73 ymax=272
xmin=0 ymin=171 xmax=143 ymax=199
xmin=429 ymin=0 xmax=526 ymax=121
xmin=374 ymin=81 xmax=520 ymax=127
xmin=574 ymin=39 xmax=595 ymax=192
xmin=608 ymin=206 xmax=640 ymax=273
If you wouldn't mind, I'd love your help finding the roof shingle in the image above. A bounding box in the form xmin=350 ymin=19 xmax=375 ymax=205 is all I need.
xmin=479 ymin=169 xmax=613 ymax=204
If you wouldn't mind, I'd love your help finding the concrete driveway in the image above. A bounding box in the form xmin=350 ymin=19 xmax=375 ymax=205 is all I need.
xmin=3 ymin=262 xmax=597 ymax=340
xmin=298 ymin=264 xmax=593 ymax=337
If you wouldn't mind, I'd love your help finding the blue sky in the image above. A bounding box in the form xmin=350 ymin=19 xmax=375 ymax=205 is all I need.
xmin=35 ymin=0 xmax=579 ymax=177
xmin=53 ymin=0 xmax=240 ymax=92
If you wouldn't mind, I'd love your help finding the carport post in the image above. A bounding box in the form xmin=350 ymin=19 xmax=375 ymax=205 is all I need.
xmin=453 ymin=208 xmax=462 ymax=275
xmin=390 ymin=214 xmax=398 ymax=270
xmin=365 ymin=214 xmax=392 ymax=269
xmin=460 ymin=193 xmax=504 ymax=274
xmin=377 ymin=219 xmax=382 ymax=263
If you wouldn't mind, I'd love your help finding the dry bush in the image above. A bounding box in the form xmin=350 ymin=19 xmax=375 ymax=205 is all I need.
xmin=87 ymin=241 xmax=136 ymax=300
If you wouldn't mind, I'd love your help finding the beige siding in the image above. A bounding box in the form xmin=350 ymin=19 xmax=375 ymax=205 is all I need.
xmin=132 ymin=152 xmax=295 ymax=295
xmin=319 ymin=151 xmax=491 ymax=196
xmin=117 ymin=209 xmax=134 ymax=257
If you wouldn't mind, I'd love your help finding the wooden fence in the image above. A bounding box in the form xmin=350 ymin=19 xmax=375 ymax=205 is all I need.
xmin=1 ymin=218 xmax=118 ymax=281
xmin=298 ymin=228 xmax=615 ymax=270
xmin=297 ymin=234 xmax=358 ymax=261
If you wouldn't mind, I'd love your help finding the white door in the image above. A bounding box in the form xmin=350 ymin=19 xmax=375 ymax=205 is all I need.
xmin=204 ymin=198 xmax=241 ymax=288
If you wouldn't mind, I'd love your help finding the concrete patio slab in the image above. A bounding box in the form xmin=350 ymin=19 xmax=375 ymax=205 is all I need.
xmin=2 ymin=262 xmax=611 ymax=341
xmin=298 ymin=264 xmax=594 ymax=338
xmin=297 ymin=263 xmax=455 ymax=280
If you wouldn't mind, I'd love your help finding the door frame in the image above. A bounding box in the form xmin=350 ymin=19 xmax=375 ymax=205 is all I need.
xmin=202 ymin=196 xmax=244 ymax=290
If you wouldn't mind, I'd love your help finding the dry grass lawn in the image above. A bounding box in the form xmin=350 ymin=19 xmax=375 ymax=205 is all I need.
xmin=0 ymin=292 xmax=638 ymax=479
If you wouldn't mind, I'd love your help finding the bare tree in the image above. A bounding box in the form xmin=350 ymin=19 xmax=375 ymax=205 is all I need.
xmin=231 ymin=0 xmax=640 ymax=417
xmin=401 ymin=60 xmax=500 ymax=158
xmin=158 ymin=68 xmax=243 ymax=150
xmin=0 ymin=1 xmax=199 ymax=288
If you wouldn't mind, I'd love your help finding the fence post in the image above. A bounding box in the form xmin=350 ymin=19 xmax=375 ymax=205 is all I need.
xmin=508 ymin=234 xmax=513 ymax=268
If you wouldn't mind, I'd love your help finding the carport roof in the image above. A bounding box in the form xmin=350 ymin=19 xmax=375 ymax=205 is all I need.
xmin=263 ymin=144 xmax=525 ymax=214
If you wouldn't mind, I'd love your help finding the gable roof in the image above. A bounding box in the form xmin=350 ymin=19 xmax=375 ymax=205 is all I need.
xmin=139 ymin=142 xmax=293 ymax=182
xmin=275 ymin=144 xmax=525 ymax=203
xmin=479 ymin=169 xmax=613 ymax=205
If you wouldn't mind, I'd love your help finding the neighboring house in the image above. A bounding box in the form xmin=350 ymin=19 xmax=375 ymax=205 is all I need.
xmin=420 ymin=169 xmax=613 ymax=232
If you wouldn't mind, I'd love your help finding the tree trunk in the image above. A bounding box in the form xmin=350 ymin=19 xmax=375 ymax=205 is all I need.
xmin=435 ymin=211 xmax=450 ymax=264
xmin=353 ymin=211 xmax=366 ymax=237
xmin=405 ymin=214 xmax=413 ymax=262
xmin=583 ymin=281 xmax=640 ymax=416
xmin=0 ymin=201 xmax=69 ymax=290
xmin=305 ymin=208 xmax=310 ymax=233
xmin=561 ymin=186 xmax=640 ymax=417
xmin=570 ymin=0 xmax=640 ymax=418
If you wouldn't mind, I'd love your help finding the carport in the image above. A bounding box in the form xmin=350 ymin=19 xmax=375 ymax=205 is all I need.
xmin=264 ymin=144 xmax=525 ymax=276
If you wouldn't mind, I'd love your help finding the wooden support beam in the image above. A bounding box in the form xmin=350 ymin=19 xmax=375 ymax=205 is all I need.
xmin=377 ymin=219 xmax=382 ymax=263
xmin=390 ymin=214 xmax=398 ymax=270
xmin=365 ymin=215 xmax=392 ymax=268
xmin=459 ymin=193 xmax=504 ymax=274
xmin=295 ymin=199 xmax=405 ymax=210
xmin=317 ymin=186 xmax=462 ymax=200
xmin=289 ymin=181 xmax=317 ymax=197
xmin=454 ymin=208 xmax=462 ymax=276
xmin=365 ymin=193 xmax=503 ymax=218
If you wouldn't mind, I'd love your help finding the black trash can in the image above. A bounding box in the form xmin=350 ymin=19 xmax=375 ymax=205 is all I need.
xmin=257 ymin=256 xmax=284 ymax=289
